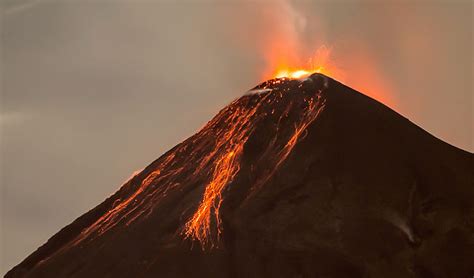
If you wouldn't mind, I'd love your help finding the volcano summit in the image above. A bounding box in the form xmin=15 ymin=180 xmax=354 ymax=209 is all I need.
xmin=7 ymin=73 xmax=473 ymax=278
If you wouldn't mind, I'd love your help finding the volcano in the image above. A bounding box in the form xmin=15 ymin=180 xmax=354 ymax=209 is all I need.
xmin=6 ymin=74 xmax=473 ymax=278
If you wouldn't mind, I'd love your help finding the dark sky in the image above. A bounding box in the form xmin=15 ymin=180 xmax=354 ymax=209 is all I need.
xmin=1 ymin=0 xmax=472 ymax=274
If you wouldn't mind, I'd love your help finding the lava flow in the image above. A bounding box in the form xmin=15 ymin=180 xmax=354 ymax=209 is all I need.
xmin=184 ymin=75 xmax=327 ymax=247
xmin=183 ymin=101 xmax=262 ymax=247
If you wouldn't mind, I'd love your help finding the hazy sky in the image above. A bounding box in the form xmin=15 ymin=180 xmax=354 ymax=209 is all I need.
xmin=1 ymin=0 xmax=472 ymax=274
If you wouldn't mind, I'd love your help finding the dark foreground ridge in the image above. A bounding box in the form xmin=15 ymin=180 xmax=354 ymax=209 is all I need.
xmin=7 ymin=73 xmax=473 ymax=278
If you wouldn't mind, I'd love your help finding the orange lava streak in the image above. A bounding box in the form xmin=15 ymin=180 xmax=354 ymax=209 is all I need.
xmin=252 ymin=94 xmax=326 ymax=194
xmin=184 ymin=147 xmax=242 ymax=246
xmin=277 ymin=97 xmax=325 ymax=167
xmin=184 ymin=96 xmax=270 ymax=247
xmin=71 ymin=153 xmax=178 ymax=245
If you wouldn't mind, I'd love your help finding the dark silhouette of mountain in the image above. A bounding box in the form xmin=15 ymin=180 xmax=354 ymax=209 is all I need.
xmin=6 ymin=73 xmax=473 ymax=278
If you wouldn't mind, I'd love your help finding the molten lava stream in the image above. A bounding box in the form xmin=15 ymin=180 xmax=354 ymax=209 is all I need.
xmin=184 ymin=77 xmax=327 ymax=248
xmin=183 ymin=96 xmax=269 ymax=247
xmin=184 ymin=147 xmax=241 ymax=246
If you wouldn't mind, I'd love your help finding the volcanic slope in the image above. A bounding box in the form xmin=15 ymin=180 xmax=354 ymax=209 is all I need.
xmin=7 ymin=73 xmax=473 ymax=278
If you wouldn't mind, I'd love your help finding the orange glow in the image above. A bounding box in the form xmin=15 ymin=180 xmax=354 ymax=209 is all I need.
xmin=262 ymin=40 xmax=396 ymax=108
xmin=183 ymin=98 xmax=267 ymax=247
xmin=184 ymin=147 xmax=241 ymax=247
xmin=337 ymin=47 xmax=397 ymax=109
xmin=273 ymin=67 xmax=327 ymax=79
xmin=264 ymin=45 xmax=341 ymax=82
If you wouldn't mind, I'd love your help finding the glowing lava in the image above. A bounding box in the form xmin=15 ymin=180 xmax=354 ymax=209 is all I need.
xmin=263 ymin=45 xmax=335 ymax=81
xmin=184 ymin=76 xmax=327 ymax=248
xmin=274 ymin=67 xmax=326 ymax=79
xmin=183 ymin=98 xmax=267 ymax=247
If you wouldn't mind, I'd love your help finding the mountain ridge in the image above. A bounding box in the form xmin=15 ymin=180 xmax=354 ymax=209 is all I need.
xmin=7 ymin=73 xmax=473 ymax=278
